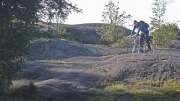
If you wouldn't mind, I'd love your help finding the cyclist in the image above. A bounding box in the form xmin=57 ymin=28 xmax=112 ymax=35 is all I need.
xmin=131 ymin=20 xmax=151 ymax=52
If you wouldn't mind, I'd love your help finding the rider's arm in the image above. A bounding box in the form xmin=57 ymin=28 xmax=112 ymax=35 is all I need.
xmin=131 ymin=26 xmax=136 ymax=36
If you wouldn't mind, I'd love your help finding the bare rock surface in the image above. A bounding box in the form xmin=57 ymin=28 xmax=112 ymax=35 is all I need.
xmin=96 ymin=51 xmax=180 ymax=82
xmin=27 ymin=38 xmax=127 ymax=60
xmin=13 ymin=38 xmax=180 ymax=101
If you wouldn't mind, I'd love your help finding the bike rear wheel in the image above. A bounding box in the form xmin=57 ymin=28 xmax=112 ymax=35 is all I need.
xmin=144 ymin=42 xmax=155 ymax=54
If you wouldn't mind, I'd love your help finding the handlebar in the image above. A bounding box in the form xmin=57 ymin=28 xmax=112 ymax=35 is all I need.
xmin=127 ymin=34 xmax=140 ymax=38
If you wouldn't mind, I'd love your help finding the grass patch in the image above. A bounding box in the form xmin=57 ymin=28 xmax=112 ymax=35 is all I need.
xmin=135 ymin=79 xmax=180 ymax=90
xmin=134 ymin=88 xmax=180 ymax=101
xmin=84 ymin=79 xmax=180 ymax=101
xmin=101 ymin=70 xmax=110 ymax=85
xmin=135 ymin=80 xmax=164 ymax=87
xmin=105 ymin=84 xmax=127 ymax=92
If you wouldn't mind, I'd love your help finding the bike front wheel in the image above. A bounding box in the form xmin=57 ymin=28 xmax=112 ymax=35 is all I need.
xmin=127 ymin=44 xmax=140 ymax=53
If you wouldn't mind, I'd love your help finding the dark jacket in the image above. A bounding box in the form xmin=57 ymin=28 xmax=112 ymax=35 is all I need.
xmin=131 ymin=21 xmax=149 ymax=36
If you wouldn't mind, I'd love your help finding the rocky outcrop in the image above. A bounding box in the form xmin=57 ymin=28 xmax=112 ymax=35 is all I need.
xmin=13 ymin=37 xmax=180 ymax=101
xmin=27 ymin=38 xmax=127 ymax=60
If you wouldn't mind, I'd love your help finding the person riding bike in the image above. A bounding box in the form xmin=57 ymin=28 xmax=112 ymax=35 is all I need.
xmin=131 ymin=20 xmax=151 ymax=52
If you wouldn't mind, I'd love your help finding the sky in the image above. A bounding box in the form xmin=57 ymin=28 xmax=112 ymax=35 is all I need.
xmin=65 ymin=0 xmax=180 ymax=29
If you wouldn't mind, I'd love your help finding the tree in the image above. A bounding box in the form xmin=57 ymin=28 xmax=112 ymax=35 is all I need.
xmin=38 ymin=0 xmax=82 ymax=22
xmin=0 ymin=0 xmax=81 ymax=92
xmin=150 ymin=0 xmax=167 ymax=46
xmin=150 ymin=0 xmax=166 ymax=30
xmin=100 ymin=1 xmax=131 ymax=44
xmin=54 ymin=13 xmax=69 ymax=39
xmin=151 ymin=23 xmax=179 ymax=47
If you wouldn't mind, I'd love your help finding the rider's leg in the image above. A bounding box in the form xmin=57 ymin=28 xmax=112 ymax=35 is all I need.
xmin=145 ymin=32 xmax=151 ymax=50
xmin=140 ymin=34 xmax=144 ymax=47
xmin=139 ymin=34 xmax=144 ymax=53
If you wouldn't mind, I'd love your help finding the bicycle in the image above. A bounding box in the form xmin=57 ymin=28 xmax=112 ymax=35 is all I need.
xmin=126 ymin=33 xmax=155 ymax=54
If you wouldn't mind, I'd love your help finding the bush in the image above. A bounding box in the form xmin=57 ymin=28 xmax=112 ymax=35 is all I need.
xmin=152 ymin=23 xmax=179 ymax=47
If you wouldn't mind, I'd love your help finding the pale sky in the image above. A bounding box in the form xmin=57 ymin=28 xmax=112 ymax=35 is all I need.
xmin=65 ymin=0 xmax=180 ymax=29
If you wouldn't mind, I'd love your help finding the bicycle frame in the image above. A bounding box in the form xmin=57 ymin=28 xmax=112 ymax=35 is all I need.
xmin=132 ymin=35 xmax=141 ymax=53
xmin=128 ymin=33 xmax=154 ymax=54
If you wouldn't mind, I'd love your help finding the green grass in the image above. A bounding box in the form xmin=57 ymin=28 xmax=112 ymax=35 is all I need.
xmin=135 ymin=79 xmax=180 ymax=90
xmin=134 ymin=88 xmax=180 ymax=101
xmin=105 ymin=84 xmax=127 ymax=92
xmin=83 ymin=79 xmax=180 ymax=101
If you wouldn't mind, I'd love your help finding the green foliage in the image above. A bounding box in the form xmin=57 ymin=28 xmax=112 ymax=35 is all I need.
xmin=135 ymin=79 xmax=180 ymax=90
xmin=150 ymin=0 xmax=167 ymax=31
xmin=134 ymin=88 xmax=179 ymax=101
xmin=54 ymin=15 xmax=72 ymax=40
xmin=100 ymin=24 xmax=126 ymax=44
xmin=105 ymin=84 xmax=127 ymax=92
xmin=150 ymin=0 xmax=180 ymax=47
xmin=135 ymin=80 xmax=164 ymax=87
xmin=133 ymin=80 xmax=180 ymax=101
xmin=56 ymin=26 xmax=68 ymax=39
xmin=150 ymin=0 xmax=167 ymax=47
xmin=152 ymin=23 xmax=179 ymax=47
xmin=38 ymin=0 xmax=82 ymax=22
xmin=83 ymin=80 xmax=180 ymax=101
xmin=100 ymin=1 xmax=131 ymax=44
xmin=0 ymin=0 xmax=81 ymax=92
xmin=0 ymin=22 xmax=35 ymax=91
